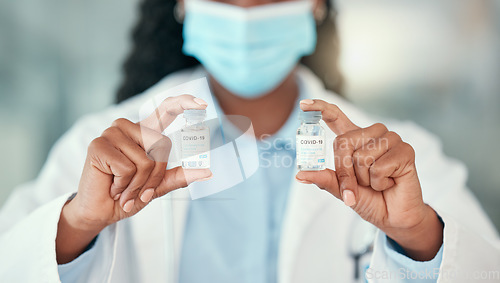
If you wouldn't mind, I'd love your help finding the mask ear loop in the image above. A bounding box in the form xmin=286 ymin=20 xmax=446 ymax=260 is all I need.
xmin=174 ymin=2 xmax=185 ymax=24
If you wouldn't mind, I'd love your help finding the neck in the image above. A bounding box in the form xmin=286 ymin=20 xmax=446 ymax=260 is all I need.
xmin=210 ymin=70 xmax=299 ymax=139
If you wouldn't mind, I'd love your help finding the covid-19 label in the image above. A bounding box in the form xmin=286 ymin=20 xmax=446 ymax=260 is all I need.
xmin=296 ymin=135 xmax=325 ymax=169
xmin=181 ymin=129 xmax=210 ymax=169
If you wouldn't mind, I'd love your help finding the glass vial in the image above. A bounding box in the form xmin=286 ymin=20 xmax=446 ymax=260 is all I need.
xmin=181 ymin=109 xmax=210 ymax=169
xmin=296 ymin=110 xmax=326 ymax=171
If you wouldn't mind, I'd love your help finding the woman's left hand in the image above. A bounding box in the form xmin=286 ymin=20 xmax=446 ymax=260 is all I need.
xmin=296 ymin=99 xmax=443 ymax=261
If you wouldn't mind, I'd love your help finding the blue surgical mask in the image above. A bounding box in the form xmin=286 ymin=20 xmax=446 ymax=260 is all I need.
xmin=182 ymin=0 xmax=317 ymax=98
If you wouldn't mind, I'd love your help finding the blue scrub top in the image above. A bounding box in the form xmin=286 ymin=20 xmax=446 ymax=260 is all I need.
xmin=179 ymin=84 xmax=303 ymax=283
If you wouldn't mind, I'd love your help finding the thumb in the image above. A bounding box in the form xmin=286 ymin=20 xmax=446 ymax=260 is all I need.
xmin=156 ymin=167 xmax=212 ymax=197
xmin=295 ymin=169 xmax=341 ymax=200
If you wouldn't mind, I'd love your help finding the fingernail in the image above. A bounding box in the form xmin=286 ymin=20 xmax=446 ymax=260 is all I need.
xmin=140 ymin=189 xmax=155 ymax=203
xmin=193 ymin=98 xmax=208 ymax=106
xmin=113 ymin=193 xmax=121 ymax=201
xmin=198 ymin=174 xmax=213 ymax=182
xmin=184 ymin=169 xmax=212 ymax=184
xmin=123 ymin=199 xmax=135 ymax=213
xmin=342 ymin=190 xmax=356 ymax=207
xmin=300 ymin=99 xmax=314 ymax=105
xmin=295 ymin=176 xmax=312 ymax=184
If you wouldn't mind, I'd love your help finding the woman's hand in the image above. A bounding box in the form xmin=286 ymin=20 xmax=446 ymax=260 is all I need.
xmin=57 ymin=95 xmax=212 ymax=263
xmin=296 ymin=99 xmax=443 ymax=261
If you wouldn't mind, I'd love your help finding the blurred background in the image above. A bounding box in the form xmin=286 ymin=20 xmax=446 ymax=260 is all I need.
xmin=0 ymin=0 xmax=499 ymax=230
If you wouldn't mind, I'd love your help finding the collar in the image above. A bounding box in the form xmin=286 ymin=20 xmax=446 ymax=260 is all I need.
xmin=187 ymin=66 xmax=316 ymax=150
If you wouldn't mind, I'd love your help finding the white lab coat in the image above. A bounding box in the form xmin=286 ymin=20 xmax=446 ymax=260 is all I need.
xmin=0 ymin=67 xmax=499 ymax=283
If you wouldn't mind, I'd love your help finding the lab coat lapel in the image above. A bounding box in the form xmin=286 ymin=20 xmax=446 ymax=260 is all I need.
xmin=169 ymin=188 xmax=191 ymax=283
xmin=278 ymin=177 xmax=333 ymax=283
xmin=277 ymin=67 xmax=337 ymax=283
xmin=126 ymin=188 xmax=190 ymax=283
xmin=128 ymin=196 xmax=170 ymax=283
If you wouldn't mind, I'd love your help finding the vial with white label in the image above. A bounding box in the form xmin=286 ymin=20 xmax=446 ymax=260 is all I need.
xmin=181 ymin=109 xmax=210 ymax=169
xmin=296 ymin=110 xmax=326 ymax=171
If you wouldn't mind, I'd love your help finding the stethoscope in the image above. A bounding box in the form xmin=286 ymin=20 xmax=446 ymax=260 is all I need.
xmin=348 ymin=215 xmax=378 ymax=282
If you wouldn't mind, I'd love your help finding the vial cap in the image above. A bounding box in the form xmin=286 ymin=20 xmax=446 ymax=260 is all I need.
xmin=299 ymin=110 xmax=322 ymax=123
xmin=184 ymin=109 xmax=206 ymax=119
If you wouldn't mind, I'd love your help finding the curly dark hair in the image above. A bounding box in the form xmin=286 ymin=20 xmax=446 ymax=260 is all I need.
xmin=116 ymin=0 xmax=343 ymax=103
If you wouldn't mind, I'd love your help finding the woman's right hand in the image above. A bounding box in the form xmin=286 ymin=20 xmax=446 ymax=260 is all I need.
xmin=57 ymin=95 xmax=212 ymax=263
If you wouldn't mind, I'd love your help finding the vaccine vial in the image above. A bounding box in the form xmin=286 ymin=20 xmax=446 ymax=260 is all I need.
xmin=181 ymin=109 xmax=210 ymax=169
xmin=296 ymin=110 xmax=326 ymax=171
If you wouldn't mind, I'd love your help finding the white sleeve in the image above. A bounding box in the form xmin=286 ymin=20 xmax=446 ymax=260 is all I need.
xmin=0 ymin=193 xmax=118 ymax=282
xmin=366 ymin=231 xmax=443 ymax=282
xmin=0 ymin=114 xmax=120 ymax=282
xmin=367 ymin=121 xmax=500 ymax=283
xmin=58 ymin=238 xmax=98 ymax=283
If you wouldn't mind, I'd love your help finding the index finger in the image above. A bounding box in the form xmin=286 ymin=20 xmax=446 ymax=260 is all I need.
xmin=140 ymin=94 xmax=208 ymax=133
xmin=299 ymin=99 xmax=359 ymax=135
